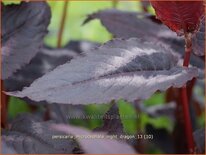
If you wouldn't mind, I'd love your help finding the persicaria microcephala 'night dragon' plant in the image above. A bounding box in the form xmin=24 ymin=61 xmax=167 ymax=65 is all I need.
xmin=1 ymin=1 xmax=205 ymax=154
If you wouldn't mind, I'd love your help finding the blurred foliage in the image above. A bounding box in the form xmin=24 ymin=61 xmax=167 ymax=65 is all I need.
xmin=69 ymin=104 xmax=109 ymax=130
xmin=8 ymin=97 xmax=30 ymax=119
xmin=2 ymin=0 xmax=21 ymax=5
xmin=197 ymin=112 xmax=205 ymax=128
xmin=84 ymin=104 xmax=110 ymax=129
xmin=118 ymin=100 xmax=138 ymax=134
xmin=144 ymin=92 xmax=165 ymax=107
xmin=140 ymin=113 xmax=174 ymax=133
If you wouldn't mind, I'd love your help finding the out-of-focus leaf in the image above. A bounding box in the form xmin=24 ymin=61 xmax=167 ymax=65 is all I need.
xmin=37 ymin=103 xmax=110 ymax=131
xmin=192 ymin=18 xmax=205 ymax=56
xmin=194 ymin=79 xmax=205 ymax=108
xmin=2 ymin=141 xmax=16 ymax=154
xmin=146 ymin=124 xmax=174 ymax=154
xmin=84 ymin=9 xmax=205 ymax=66
xmin=144 ymin=93 xmax=165 ymax=107
xmin=94 ymin=103 xmax=124 ymax=136
xmin=197 ymin=113 xmax=205 ymax=128
xmin=49 ymin=104 xmax=87 ymax=127
xmin=2 ymin=2 xmax=51 ymax=80
xmin=7 ymin=38 xmax=198 ymax=104
xmin=83 ymin=9 xmax=166 ymax=40
xmin=4 ymin=41 xmax=98 ymax=91
xmin=140 ymin=113 xmax=174 ymax=132
xmin=150 ymin=1 xmax=204 ymax=35
xmin=193 ymin=128 xmax=205 ymax=153
xmin=48 ymin=104 xmax=71 ymax=124
xmin=52 ymin=124 xmax=136 ymax=154
xmin=137 ymin=102 xmax=176 ymax=119
xmin=2 ymin=114 xmax=80 ymax=154
xmin=8 ymin=97 xmax=30 ymax=118
xmin=49 ymin=103 xmax=110 ymax=130
xmin=118 ymin=100 xmax=138 ymax=134
xmin=84 ymin=104 xmax=110 ymax=129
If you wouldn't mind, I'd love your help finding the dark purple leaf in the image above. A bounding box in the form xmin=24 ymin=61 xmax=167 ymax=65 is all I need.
xmin=94 ymin=103 xmax=124 ymax=136
xmin=192 ymin=18 xmax=205 ymax=56
xmin=2 ymin=114 xmax=80 ymax=154
xmin=49 ymin=104 xmax=86 ymax=124
xmin=83 ymin=9 xmax=167 ymax=40
xmin=2 ymin=141 xmax=16 ymax=154
xmin=84 ymin=9 xmax=204 ymax=67
xmin=146 ymin=124 xmax=174 ymax=153
xmin=2 ymin=2 xmax=51 ymax=80
xmin=193 ymin=128 xmax=205 ymax=153
xmin=7 ymin=38 xmax=198 ymax=104
xmin=52 ymin=124 xmax=136 ymax=154
xmin=194 ymin=79 xmax=205 ymax=106
xmin=4 ymin=41 xmax=98 ymax=91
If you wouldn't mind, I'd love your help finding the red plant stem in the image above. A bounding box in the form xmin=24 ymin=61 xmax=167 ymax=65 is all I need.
xmin=181 ymin=87 xmax=195 ymax=153
xmin=181 ymin=33 xmax=195 ymax=153
xmin=1 ymin=80 xmax=9 ymax=128
xmin=57 ymin=1 xmax=69 ymax=48
xmin=183 ymin=34 xmax=192 ymax=67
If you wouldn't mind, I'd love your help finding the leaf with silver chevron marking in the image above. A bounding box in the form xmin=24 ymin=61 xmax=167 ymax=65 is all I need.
xmin=7 ymin=38 xmax=198 ymax=105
